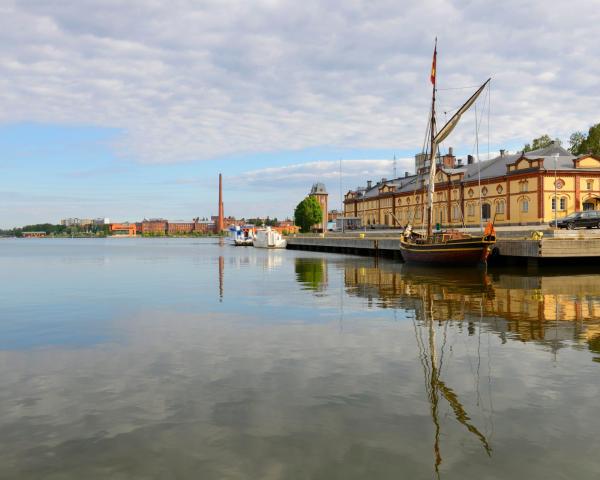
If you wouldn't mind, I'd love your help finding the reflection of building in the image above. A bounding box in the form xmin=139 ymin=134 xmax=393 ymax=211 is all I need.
xmin=344 ymin=143 xmax=600 ymax=228
xmin=309 ymin=183 xmax=328 ymax=233
xmin=342 ymin=260 xmax=600 ymax=358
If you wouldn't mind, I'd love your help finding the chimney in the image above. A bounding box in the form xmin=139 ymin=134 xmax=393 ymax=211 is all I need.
xmin=467 ymin=155 xmax=474 ymax=165
xmin=367 ymin=180 xmax=372 ymax=189
xmin=448 ymin=147 xmax=453 ymax=156
xmin=500 ymin=149 xmax=505 ymax=157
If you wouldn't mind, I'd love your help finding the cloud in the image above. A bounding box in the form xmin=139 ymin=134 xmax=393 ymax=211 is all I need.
xmin=0 ymin=1 xmax=598 ymax=164
xmin=231 ymin=158 xmax=414 ymax=190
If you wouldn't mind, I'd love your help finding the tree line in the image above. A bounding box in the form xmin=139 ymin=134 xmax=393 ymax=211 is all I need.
xmin=523 ymin=122 xmax=599 ymax=155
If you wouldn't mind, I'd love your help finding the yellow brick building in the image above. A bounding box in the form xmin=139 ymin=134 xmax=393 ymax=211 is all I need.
xmin=344 ymin=143 xmax=600 ymax=228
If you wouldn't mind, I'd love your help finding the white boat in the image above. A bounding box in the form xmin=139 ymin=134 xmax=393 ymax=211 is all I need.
xmin=253 ymin=227 xmax=287 ymax=249
xmin=228 ymin=225 xmax=255 ymax=246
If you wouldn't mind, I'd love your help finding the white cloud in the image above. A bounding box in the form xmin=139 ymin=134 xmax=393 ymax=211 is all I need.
xmin=0 ymin=1 xmax=599 ymax=164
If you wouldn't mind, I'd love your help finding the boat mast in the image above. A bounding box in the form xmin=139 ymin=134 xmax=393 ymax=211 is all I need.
xmin=427 ymin=39 xmax=437 ymax=239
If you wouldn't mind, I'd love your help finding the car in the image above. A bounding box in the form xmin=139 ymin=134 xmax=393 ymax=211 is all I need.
xmin=550 ymin=210 xmax=600 ymax=229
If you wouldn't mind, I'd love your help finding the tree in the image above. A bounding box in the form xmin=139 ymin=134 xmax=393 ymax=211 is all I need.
xmin=523 ymin=134 xmax=560 ymax=153
xmin=294 ymin=196 xmax=323 ymax=233
xmin=569 ymin=131 xmax=586 ymax=154
xmin=570 ymin=123 xmax=600 ymax=156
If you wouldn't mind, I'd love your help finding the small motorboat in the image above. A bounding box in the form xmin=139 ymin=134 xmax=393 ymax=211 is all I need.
xmin=228 ymin=225 xmax=255 ymax=246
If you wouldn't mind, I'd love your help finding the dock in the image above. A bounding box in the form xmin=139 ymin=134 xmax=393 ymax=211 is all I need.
xmin=286 ymin=230 xmax=600 ymax=267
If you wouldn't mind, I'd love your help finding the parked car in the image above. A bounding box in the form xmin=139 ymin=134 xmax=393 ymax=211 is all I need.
xmin=551 ymin=210 xmax=600 ymax=229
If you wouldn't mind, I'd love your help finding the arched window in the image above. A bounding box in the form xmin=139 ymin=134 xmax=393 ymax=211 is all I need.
xmin=468 ymin=203 xmax=475 ymax=216
xmin=521 ymin=199 xmax=529 ymax=213
xmin=452 ymin=204 xmax=459 ymax=220
xmin=552 ymin=197 xmax=557 ymax=211
xmin=496 ymin=200 xmax=505 ymax=214
xmin=482 ymin=203 xmax=491 ymax=219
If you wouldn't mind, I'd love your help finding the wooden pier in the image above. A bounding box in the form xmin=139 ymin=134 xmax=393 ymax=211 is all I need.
xmin=286 ymin=230 xmax=600 ymax=266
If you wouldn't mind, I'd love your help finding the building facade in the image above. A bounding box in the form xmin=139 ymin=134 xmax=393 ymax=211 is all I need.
xmin=344 ymin=144 xmax=600 ymax=228
xmin=141 ymin=219 xmax=168 ymax=235
xmin=309 ymin=183 xmax=328 ymax=232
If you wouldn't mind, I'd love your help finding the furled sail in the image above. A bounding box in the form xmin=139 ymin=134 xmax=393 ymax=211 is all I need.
xmin=433 ymin=79 xmax=490 ymax=145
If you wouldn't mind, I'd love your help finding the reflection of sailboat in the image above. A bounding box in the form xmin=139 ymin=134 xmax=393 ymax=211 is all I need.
xmin=414 ymin=284 xmax=491 ymax=476
xmin=399 ymin=41 xmax=496 ymax=265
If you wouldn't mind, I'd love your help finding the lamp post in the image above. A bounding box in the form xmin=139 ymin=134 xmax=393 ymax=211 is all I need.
xmin=554 ymin=153 xmax=559 ymax=228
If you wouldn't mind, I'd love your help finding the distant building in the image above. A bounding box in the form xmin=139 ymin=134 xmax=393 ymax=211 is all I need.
xmin=22 ymin=231 xmax=46 ymax=238
xmin=309 ymin=183 xmax=328 ymax=232
xmin=142 ymin=219 xmax=168 ymax=235
xmin=60 ymin=218 xmax=98 ymax=227
xmin=328 ymin=210 xmax=341 ymax=222
xmin=111 ymin=223 xmax=136 ymax=237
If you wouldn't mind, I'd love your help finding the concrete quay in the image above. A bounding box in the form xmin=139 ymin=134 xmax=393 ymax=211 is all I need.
xmin=286 ymin=229 xmax=600 ymax=265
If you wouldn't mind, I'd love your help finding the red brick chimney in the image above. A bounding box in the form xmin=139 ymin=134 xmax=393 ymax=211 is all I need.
xmin=217 ymin=173 xmax=224 ymax=233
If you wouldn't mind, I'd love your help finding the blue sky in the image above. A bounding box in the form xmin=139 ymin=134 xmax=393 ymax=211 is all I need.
xmin=1 ymin=0 xmax=598 ymax=228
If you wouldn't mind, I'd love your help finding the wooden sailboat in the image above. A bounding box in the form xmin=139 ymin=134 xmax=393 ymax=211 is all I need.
xmin=399 ymin=41 xmax=496 ymax=265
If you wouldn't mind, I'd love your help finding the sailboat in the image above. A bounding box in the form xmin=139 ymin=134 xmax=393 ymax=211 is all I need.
xmin=399 ymin=41 xmax=496 ymax=265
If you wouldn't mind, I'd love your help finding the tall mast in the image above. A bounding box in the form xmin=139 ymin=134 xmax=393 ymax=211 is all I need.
xmin=427 ymin=38 xmax=437 ymax=239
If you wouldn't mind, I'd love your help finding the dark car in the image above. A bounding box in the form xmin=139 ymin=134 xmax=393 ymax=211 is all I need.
xmin=551 ymin=210 xmax=600 ymax=229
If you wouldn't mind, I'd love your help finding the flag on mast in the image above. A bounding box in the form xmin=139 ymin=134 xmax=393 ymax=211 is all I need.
xmin=430 ymin=39 xmax=437 ymax=85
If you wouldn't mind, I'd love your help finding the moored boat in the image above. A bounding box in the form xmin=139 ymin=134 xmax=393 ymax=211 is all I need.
xmin=398 ymin=40 xmax=496 ymax=266
xmin=253 ymin=227 xmax=287 ymax=249
xmin=229 ymin=225 xmax=255 ymax=246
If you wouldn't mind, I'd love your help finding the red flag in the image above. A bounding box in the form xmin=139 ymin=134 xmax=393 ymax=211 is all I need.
xmin=430 ymin=41 xmax=437 ymax=85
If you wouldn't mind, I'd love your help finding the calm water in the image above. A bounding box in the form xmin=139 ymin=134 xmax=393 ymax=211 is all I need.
xmin=1 ymin=238 xmax=599 ymax=479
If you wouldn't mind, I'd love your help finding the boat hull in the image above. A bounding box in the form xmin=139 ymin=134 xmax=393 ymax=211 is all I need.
xmin=399 ymin=237 xmax=494 ymax=265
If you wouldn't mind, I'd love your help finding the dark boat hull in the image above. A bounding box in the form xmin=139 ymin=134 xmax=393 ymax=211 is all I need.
xmin=399 ymin=237 xmax=494 ymax=265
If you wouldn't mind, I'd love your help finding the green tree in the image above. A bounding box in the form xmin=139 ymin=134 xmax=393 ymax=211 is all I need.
xmin=569 ymin=131 xmax=586 ymax=154
xmin=571 ymin=123 xmax=600 ymax=156
xmin=523 ymin=134 xmax=560 ymax=153
xmin=294 ymin=196 xmax=323 ymax=233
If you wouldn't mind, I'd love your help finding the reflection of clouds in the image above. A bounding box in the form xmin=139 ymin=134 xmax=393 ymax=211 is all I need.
xmin=0 ymin=310 xmax=599 ymax=478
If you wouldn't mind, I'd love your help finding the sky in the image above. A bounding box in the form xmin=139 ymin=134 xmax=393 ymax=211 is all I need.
xmin=1 ymin=0 xmax=599 ymax=228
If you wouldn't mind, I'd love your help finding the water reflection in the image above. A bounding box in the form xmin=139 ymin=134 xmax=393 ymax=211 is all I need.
xmin=2 ymin=240 xmax=600 ymax=479
xmin=295 ymin=258 xmax=328 ymax=292
xmin=341 ymin=260 xmax=600 ymax=361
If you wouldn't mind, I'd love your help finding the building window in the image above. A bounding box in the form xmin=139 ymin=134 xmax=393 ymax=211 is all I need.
xmin=496 ymin=184 xmax=503 ymax=194
xmin=482 ymin=186 xmax=488 ymax=196
xmin=520 ymin=181 xmax=529 ymax=192
xmin=496 ymin=200 xmax=505 ymax=214
xmin=552 ymin=197 xmax=557 ymax=211
xmin=587 ymin=180 xmax=594 ymax=190
xmin=468 ymin=203 xmax=475 ymax=217
xmin=452 ymin=205 xmax=459 ymax=220
xmin=560 ymin=197 xmax=567 ymax=211
xmin=521 ymin=199 xmax=529 ymax=213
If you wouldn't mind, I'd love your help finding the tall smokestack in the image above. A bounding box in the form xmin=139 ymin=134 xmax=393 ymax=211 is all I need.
xmin=217 ymin=173 xmax=224 ymax=233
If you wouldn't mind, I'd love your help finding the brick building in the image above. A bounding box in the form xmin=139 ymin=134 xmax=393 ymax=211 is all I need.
xmin=141 ymin=219 xmax=168 ymax=235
